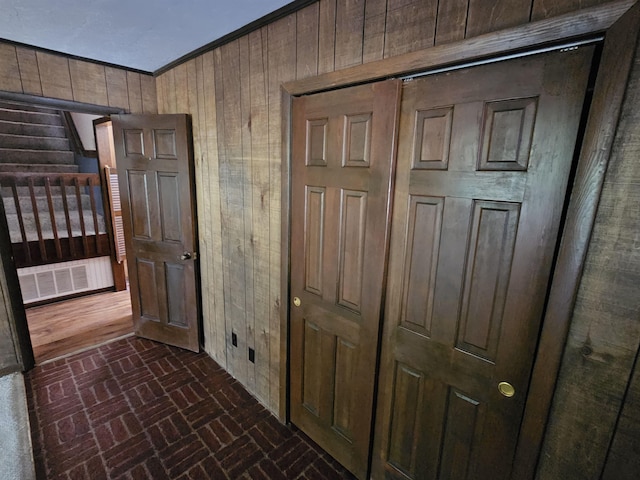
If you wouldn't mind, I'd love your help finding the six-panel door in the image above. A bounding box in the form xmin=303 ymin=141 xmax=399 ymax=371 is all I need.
xmin=372 ymin=48 xmax=594 ymax=479
xmin=112 ymin=114 xmax=200 ymax=352
xmin=290 ymin=80 xmax=401 ymax=479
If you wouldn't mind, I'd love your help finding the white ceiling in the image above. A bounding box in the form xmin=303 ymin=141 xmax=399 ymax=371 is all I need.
xmin=0 ymin=0 xmax=294 ymax=72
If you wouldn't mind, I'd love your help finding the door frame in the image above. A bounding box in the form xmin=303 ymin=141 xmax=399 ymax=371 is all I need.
xmin=279 ymin=1 xmax=640 ymax=478
xmin=0 ymin=91 xmax=125 ymax=369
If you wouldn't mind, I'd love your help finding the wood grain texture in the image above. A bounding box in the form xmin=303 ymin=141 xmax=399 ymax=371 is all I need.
xmin=280 ymin=90 xmax=293 ymax=420
xmin=239 ymin=35 xmax=257 ymax=395
xmin=191 ymin=55 xmax=211 ymax=359
xmin=105 ymin=67 xmax=129 ymax=110
xmin=284 ymin=0 xmax=633 ymax=95
xmin=436 ymin=0 xmax=470 ymax=45
xmin=26 ymin=288 xmax=133 ymax=363
xmin=466 ymin=0 xmax=532 ymax=37
xmin=384 ymin=0 xmax=438 ymax=58
xmin=531 ymin=0 xmax=611 ymax=20
xmin=215 ymin=40 xmax=248 ymax=385
xmin=202 ymin=50 xmax=227 ymax=368
xmin=126 ymin=72 xmax=143 ymax=114
xmin=15 ymin=47 xmax=42 ymax=95
xmin=149 ymin=0 xmax=638 ymax=434
xmin=249 ymin=28 xmax=272 ymax=406
xmin=267 ymin=14 xmax=297 ymax=413
xmin=173 ymin=62 xmax=189 ymax=113
xmin=318 ymin=0 xmax=337 ymax=74
xmin=362 ymin=0 xmax=387 ymax=63
xmin=296 ymin=2 xmax=319 ymax=79
xmin=290 ymin=80 xmax=401 ymax=479
xmin=36 ymin=52 xmax=73 ymax=100
xmin=602 ymin=349 xmax=640 ymax=480
xmin=0 ymin=41 xmax=152 ymax=113
xmin=0 ymin=43 xmax=23 ymax=93
xmin=335 ymin=0 xmax=366 ymax=69
xmin=156 ymin=73 xmax=167 ymax=114
xmin=69 ymin=59 xmax=108 ymax=105
xmin=165 ymin=69 xmax=178 ymax=114
xmin=537 ymin=11 xmax=640 ymax=476
xmin=514 ymin=4 xmax=640 ymax=479
xmin=140 ymin=74 xmax=157 ymax=114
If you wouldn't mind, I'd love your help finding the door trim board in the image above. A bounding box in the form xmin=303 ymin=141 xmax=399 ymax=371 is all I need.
xmin=280 ymin=1 xmax=640 ymax=478
xmin=282 ymin=0 xmax=635 ymax=96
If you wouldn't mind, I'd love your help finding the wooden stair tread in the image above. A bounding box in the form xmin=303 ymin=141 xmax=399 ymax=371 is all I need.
xmin=0 ymin=163 xmax=79 ymax=173
xmin=0 ymin=148 xmax=75 ymax=164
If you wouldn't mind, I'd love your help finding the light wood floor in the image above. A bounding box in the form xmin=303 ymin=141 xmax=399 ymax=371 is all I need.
xmin=26 ymin=288 xmax=134 ymax=364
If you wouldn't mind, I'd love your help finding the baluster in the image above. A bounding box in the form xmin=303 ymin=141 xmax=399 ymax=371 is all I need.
xmin=44 ymin=176 xmax=62 ymax=259
xmin=74 ymin=177 xmax=89 ymax=256
xmin=87 ymin=176 xmax=102 ymax=255
xmin=60 ymin=176 xmax=76 ymax=258
xmin=10 ymin=178 xmax=31 ymax=264
xmin=28 ymin=177 xmax=47 ymax=262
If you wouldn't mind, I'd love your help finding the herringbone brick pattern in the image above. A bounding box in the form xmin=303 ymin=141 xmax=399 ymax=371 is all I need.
xmin=26 ymin=336 xmax=355 ymax=479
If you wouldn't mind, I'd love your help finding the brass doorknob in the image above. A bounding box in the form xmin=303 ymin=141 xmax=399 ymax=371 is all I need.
xmin=293 ymin=297 xmax=301 ymax=307
xmin=498 ymin=382 xmax=515 ymax=397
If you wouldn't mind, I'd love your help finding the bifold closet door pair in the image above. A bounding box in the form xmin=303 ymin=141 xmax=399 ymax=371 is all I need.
xmin=289 ymin=47 xmax=593 ymax=480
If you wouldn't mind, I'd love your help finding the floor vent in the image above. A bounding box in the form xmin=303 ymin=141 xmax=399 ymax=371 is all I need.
xmin=18 ymin=257 xmax=114 ymax=303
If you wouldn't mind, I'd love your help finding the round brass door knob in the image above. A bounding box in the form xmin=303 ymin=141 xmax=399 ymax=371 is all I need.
xmin=293 ymin=297 xmax=301 ymax=307
xmin=498 ymin=381 xmax=515 ymax=397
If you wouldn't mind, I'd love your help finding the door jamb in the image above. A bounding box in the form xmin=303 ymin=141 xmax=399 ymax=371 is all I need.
xmin=0 ymin=92 xmax=124 ymax=369
xmin=279 ymin=0 xmax=640 ymax=477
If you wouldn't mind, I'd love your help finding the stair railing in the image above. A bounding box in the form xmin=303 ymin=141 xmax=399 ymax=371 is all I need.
xmin=0 ymin=172 xmax=111 ymax=267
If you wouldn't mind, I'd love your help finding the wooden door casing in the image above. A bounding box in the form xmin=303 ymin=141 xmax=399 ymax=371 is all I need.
xmin=372 ymin=48 xmax=594 ymax=479
xmin=112 ymin=114 xmax=200 ymax=353
xmin=290 ymin=80 xmax=401 ymax=479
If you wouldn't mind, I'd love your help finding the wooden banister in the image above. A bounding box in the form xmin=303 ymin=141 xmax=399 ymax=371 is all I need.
xmin=0 ymin=171 xmax=111 ymax=268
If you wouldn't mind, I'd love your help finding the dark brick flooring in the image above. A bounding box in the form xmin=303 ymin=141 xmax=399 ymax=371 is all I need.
xmin=25 ymin=336 xmax=355 ymax=479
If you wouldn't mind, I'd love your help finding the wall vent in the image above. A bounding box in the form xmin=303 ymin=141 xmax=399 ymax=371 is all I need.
xmin=18 ymin=257 xmax=114 ymax=304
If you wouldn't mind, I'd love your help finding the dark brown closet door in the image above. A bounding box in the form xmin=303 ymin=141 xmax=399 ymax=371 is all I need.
xmin=373 ymin=47 xmax=593 ymax=479
xmin=290 ymin=80 xmax=401 ymax=479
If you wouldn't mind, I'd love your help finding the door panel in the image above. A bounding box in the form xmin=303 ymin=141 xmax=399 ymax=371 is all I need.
xmin=112 ymin=114 xmax=200 ymax=352
xmin=290 ymin=80 xmax=401 ymax=479
xmin=373 ymin=48 xmax=593 ymax=479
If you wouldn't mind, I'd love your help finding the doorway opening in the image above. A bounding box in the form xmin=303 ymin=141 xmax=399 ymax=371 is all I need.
xmin=0 ymin=94 xmax=133 ymax=364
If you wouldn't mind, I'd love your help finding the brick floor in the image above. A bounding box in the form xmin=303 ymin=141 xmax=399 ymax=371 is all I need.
xmin=26 ymin=336 xmax=355 ymax=479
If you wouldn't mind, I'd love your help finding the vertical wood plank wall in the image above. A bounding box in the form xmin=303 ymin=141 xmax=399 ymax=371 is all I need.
xmin=0 ymin=0 xmax=635 ymax=478
xmin=538 ymin=26 xmax=640 ymax=479
xmin=0 ymin=42 xmax=157 ymax=114
xmin=156 ymin=3 xmax=640 ymax=473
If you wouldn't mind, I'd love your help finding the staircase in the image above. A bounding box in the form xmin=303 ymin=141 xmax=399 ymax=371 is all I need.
xmin=0 ymin=100 xmax=107 ymax=266
xmin=0 ymin=101 xmax=78 ymax=174
xmin=0 ymin=100 xmax=116 ymax=304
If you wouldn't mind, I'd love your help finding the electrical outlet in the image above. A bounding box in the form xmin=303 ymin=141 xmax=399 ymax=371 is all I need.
xmin=249 ymin=348 xmax=255 ymax=363
xmin=232 ymin=332 xmax=237 ymax=347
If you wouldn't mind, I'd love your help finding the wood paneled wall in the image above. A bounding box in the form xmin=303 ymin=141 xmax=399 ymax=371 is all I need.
xmin=537 ymin=24 xmax=640 ymax=479
xmin=0 ymin=42 xmax=157 ymax=114
xmin=156 ymin=0 xmax=621 ymax=415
